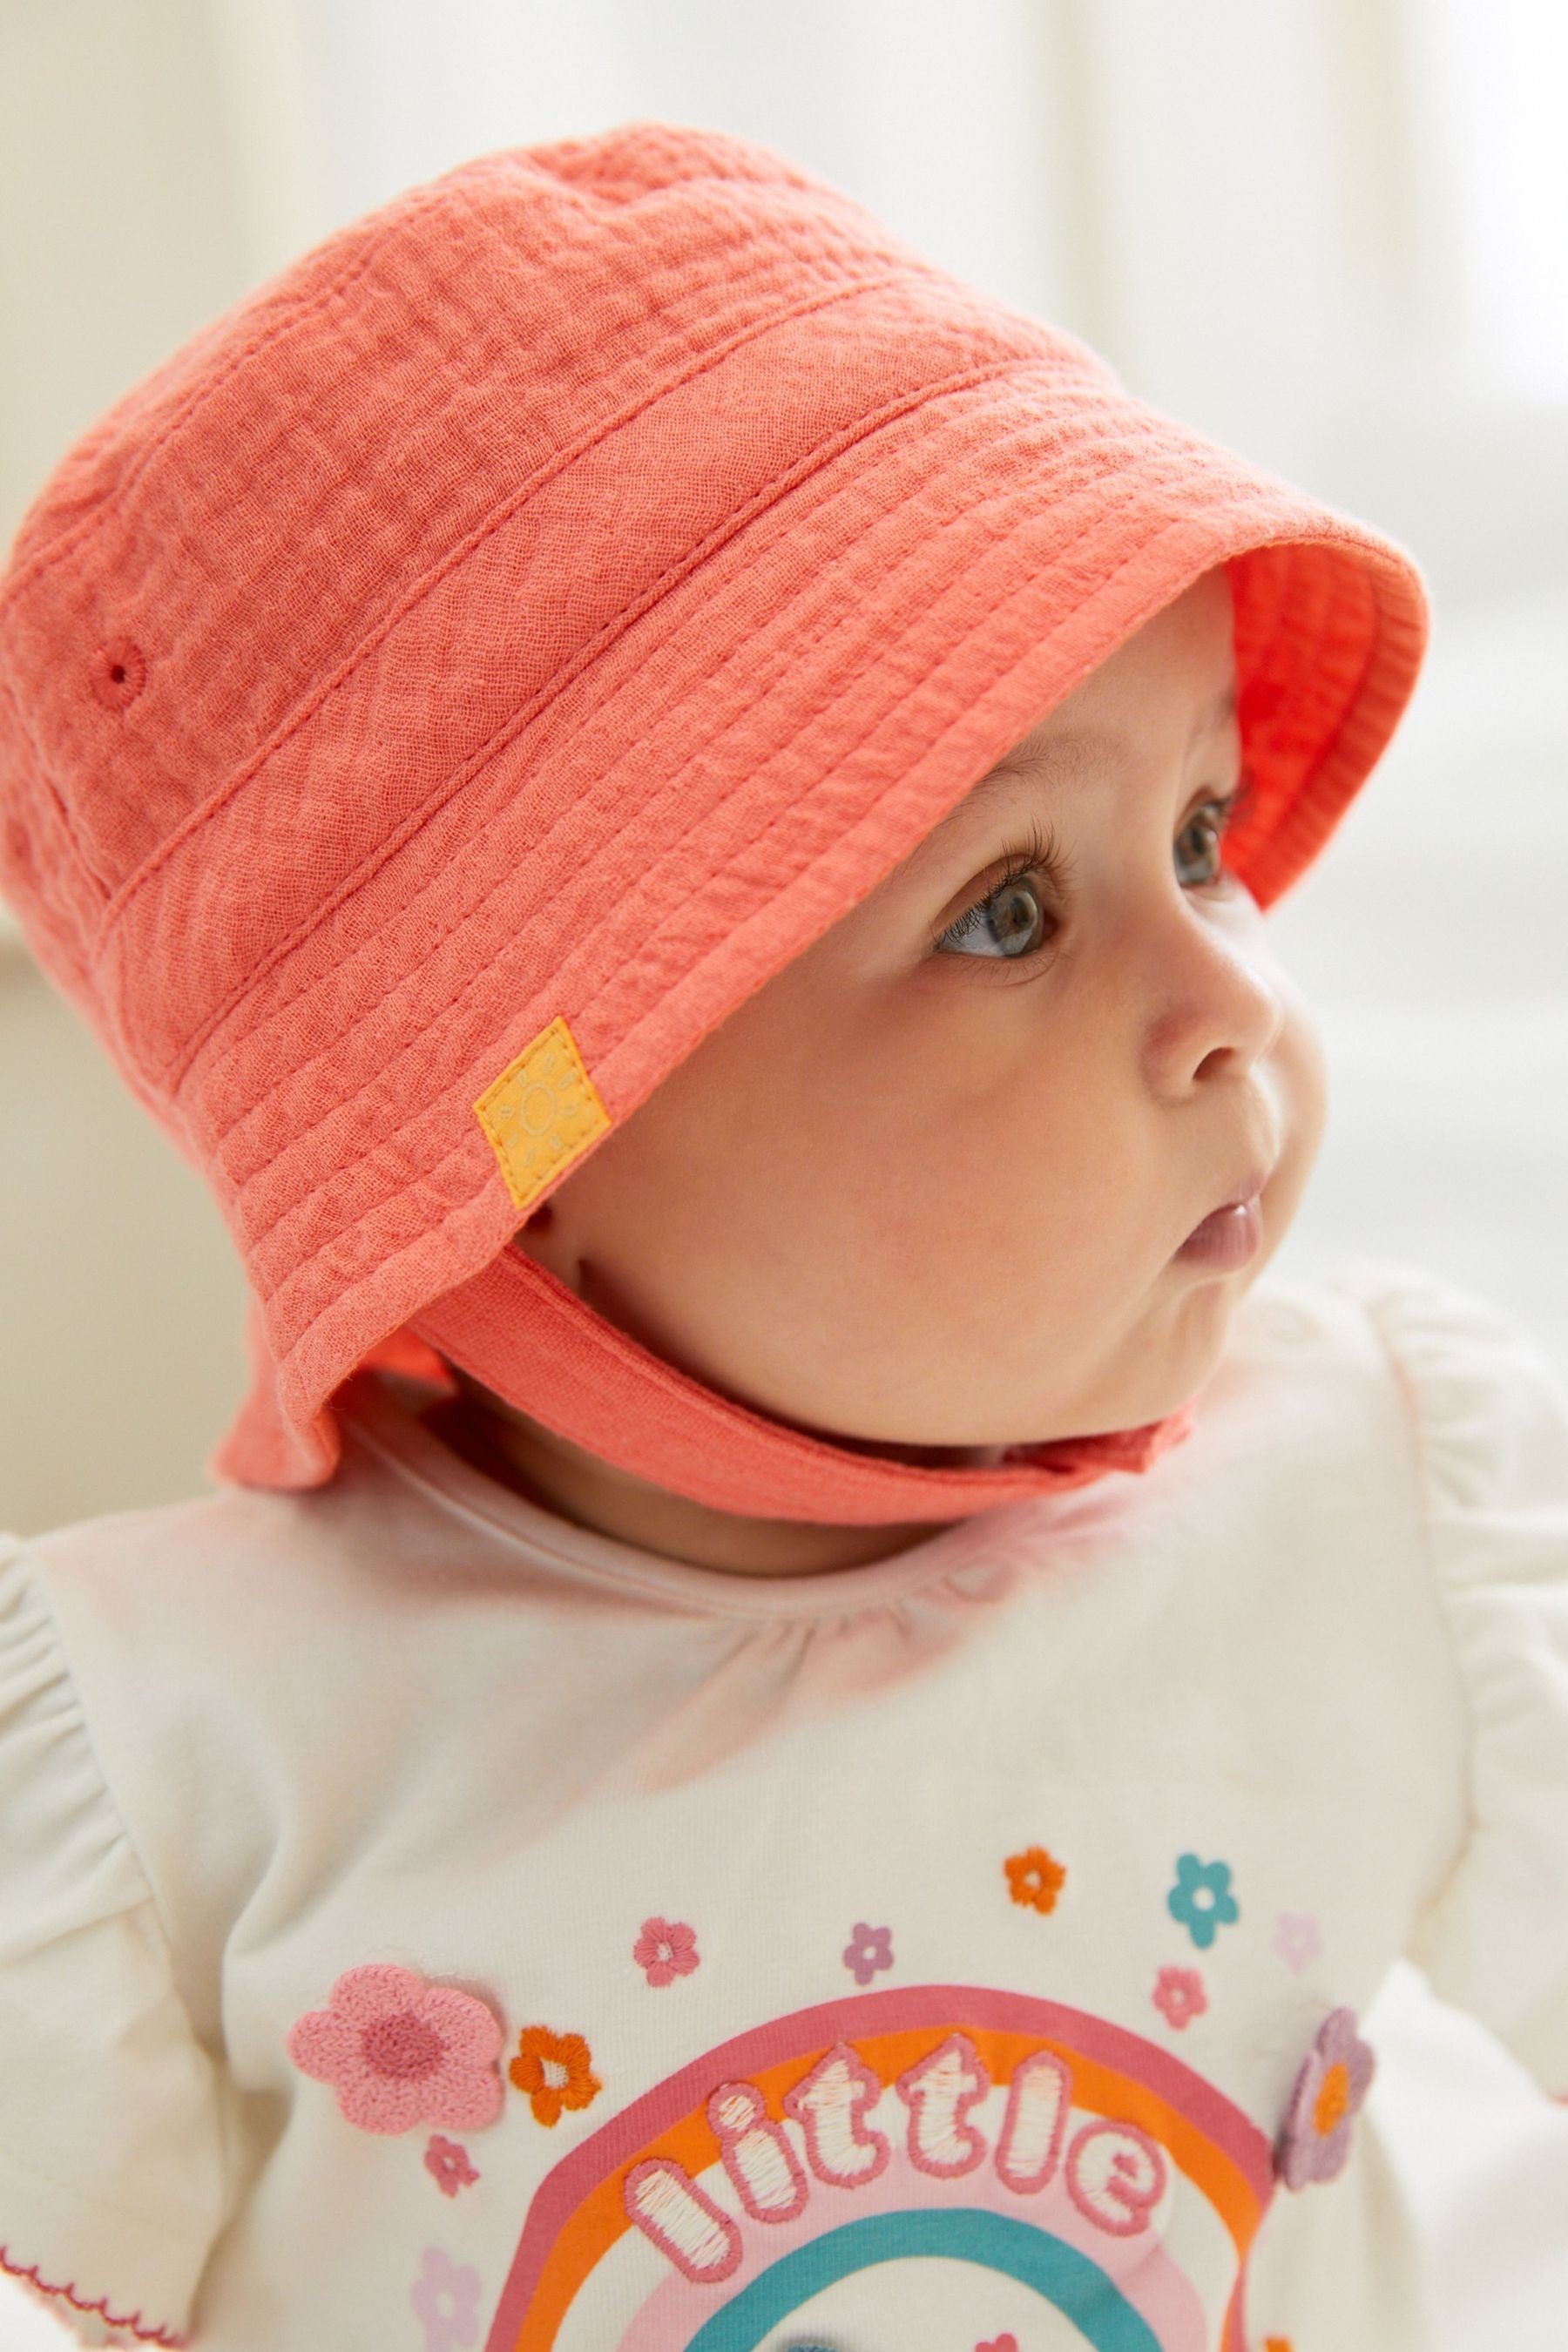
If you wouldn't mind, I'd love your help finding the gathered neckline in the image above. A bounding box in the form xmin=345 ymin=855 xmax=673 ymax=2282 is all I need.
xmin=338 ymin=1371 xmax=1064 ymax=1621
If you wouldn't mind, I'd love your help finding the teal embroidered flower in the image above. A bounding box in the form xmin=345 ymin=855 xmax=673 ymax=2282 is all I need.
xmin=1166 ymin=1854 xmax=1240 ymax=1950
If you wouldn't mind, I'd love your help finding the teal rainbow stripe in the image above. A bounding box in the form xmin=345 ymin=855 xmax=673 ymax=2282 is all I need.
xmin=681 ymin=2207 xmax=1162 ymax=2352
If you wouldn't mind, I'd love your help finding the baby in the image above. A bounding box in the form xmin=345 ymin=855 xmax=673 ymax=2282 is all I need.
xmin=443 ymin=561 xmax=1315 ymax=1579
xmin=2 ymin=121 xmax=1565 ymax=2352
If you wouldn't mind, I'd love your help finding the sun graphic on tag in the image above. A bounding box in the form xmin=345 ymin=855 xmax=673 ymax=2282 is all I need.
xmin=480 ymin=1986 xmax=1276 ymax=2351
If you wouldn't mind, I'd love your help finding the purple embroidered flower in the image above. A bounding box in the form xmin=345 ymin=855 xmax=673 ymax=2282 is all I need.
xmin=410 ymin=2245 xmax=482 ymax=2350
xmin=1152 ymin=1965 xmax=1207 ymax=2031
xmin=633 ymin=1916 xmax=700 ymax=1988
xmin=423 ymin=2134 xmax=480 ymax=2198
xmin=1276 ymin=2007 xmax=1376 ymax=2188
xmin=842 ymin=1922 xmax=894 ymax=1987
xmin=1272 ymin=1910 xmax=1322 ymax=1974
xmin=1166 ymin=1854 xmax=1240 ymax=1950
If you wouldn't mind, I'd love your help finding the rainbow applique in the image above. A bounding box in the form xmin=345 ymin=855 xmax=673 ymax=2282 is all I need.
xmin=482 ymin=1985 xmax=1274 ymax=2351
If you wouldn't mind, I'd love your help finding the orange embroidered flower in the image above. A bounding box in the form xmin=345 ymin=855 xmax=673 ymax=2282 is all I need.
xmin=1005 ymin=1845 xmax=1067 ymax=1914
xmin=1264 ymin=2339 xmax=1294 ymax=2351
xmin=509 ymin=2025 xmax=602 ymax=2127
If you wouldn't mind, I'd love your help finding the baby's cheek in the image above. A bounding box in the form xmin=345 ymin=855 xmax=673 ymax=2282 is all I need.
xmin=1258 ymin=983 xmax=1328 ymax=1244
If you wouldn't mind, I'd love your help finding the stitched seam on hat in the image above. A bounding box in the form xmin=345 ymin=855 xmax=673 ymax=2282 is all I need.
xmin=0 ymin=191 xmax=460 ymax=621
xmin=214 ymin=416 xmax=1270 ymax=1232
xmin=105 ymin=263 xmax=936 ymax=959
xmin=199 ymin=368 xmax=1135 ymax=1182
xmin=170 ymin=343 xmax=1051 ymax=1104
xmin=247 ymin=480 xmax=1292 ymax=1306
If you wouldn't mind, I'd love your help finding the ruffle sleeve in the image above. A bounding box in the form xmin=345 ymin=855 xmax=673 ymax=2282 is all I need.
xmin=0 ymin=1538 xmax=232 ymax=2346
xmin=1342 ymin=1260 xmax=1568 ymax=2096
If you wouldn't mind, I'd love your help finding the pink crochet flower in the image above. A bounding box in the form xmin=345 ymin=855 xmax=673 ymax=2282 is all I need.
xmin=423 ymin=2135 xmax=480 ymax=2198
xmin=633 ymin=1916 xmax=700 ymax=1988
xmin=1276 ymin=2007 xmax=1376 ymax=2189
xmin=1152 ymin=1965 xmax=1207 ymax=2031
xmin=287 ymin=1963 xmax=504 ymax=2136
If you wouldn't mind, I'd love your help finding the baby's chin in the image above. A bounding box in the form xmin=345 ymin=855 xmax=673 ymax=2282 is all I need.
xmin=800 ymin=1274 xmax=1258 ymax=1456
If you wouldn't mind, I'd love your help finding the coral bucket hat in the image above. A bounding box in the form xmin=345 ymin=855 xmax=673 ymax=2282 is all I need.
xmin=0 ymin=122 xmax=1428 ymax=1523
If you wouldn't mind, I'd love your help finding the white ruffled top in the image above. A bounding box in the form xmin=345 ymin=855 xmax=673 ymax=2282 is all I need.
xmin=2 ymin=1260 xmax=1565 ymax=2349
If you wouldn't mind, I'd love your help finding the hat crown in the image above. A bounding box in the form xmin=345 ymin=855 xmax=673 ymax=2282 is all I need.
xmin=0 ymin=121 xmax=1065 ymax=1061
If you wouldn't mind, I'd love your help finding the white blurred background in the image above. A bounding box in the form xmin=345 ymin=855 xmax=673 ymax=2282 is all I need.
xmin=0 ymin=9 xmax=1565 ymax=2332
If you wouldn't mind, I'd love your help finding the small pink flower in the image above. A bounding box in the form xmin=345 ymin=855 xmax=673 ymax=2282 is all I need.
xmin=1276 ymin=2006 xmax=1376 ymax=2189
xmin=1152 ymin=1965 xmax=1207 ymax=2031
xmin=410 ymin=2245 xmax=481 ymax=2352
xmin=633 ymin=1916 xmax=700 ymax=1989
xmin=1272 ymin=1911 xmax=1323 ymax=1974
xmin=423 ymin=2134 xmax=480 ymax=2198
xmin=842 ymin=1922 xmax=894 ymax=1987
xmin=287 ymin=1963 xmax=504 ymax=2136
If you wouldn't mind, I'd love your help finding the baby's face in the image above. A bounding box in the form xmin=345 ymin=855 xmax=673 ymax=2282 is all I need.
xmin=506 ymin=566 xmax=1325 ymax=1561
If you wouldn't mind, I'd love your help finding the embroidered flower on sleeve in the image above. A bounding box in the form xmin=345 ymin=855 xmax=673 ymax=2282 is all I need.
xmin=1276 ymin=2007 xmax=1376 ymax=2188
xmin=1272 ymin=1911 xmax=1322 ymax=1974
xmin=1152 ymin=1965 xmax=1207 ymax=2031
xmin=410 ymin=2245 xmax=481 ymax=2351
xmin=1004 ymin=1846 xmax=1067 ymax=1915
xmin=287 ymin=1964 xmax=504 ymax=2136
xmin=423 ymin=2135 xmax=480 ymax=2198
xmin=633 ymin=1916 xmax=700 ymax=1988
xmin=1166 ymin=1854 xmax=1240 ymax=1950
xmin=510 ymin=2025 xmax=603 ymax=2126
xmin=842 ymin=1921 xmax=895 ymax=1986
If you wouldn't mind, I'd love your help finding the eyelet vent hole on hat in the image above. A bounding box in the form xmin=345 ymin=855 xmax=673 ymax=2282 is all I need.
xmin=475 ymin=1013 xmax=612 ymax=1213
xmin=89 ymin=636 xmax=147 ymax=711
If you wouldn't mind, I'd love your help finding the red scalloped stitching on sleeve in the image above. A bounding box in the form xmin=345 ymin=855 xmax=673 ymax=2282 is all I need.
xmin=0 ymin=2245 xmax=188 ymax=2345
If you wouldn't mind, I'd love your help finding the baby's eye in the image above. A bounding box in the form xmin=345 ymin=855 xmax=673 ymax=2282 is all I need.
xmin=935 ymin=868 xmax=1052 ymax=962
xmin=1174 ymin=800 xmax=1235 ymax=889
xmin=934 ymin=787 xmax=1246 ymax=964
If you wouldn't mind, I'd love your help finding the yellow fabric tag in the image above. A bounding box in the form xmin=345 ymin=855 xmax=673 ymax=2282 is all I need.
xmin=474 ymin=1015 xmax=612 ymax=1212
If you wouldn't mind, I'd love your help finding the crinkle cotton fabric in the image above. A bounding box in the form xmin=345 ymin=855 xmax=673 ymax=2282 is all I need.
xmin=3 ymin=1260 xmax=1567 ymax=2349
xmin=0 ymin=120 xmax=1428 ymax=1515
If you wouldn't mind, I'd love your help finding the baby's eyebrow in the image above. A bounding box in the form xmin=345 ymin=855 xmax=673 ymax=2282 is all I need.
xmin=928 ymin=681 xmax=1240 ymax=841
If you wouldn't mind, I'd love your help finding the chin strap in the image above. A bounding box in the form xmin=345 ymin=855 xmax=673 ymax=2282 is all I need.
xmin=408 ymin=1243 xmax=1194 ymax=1525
